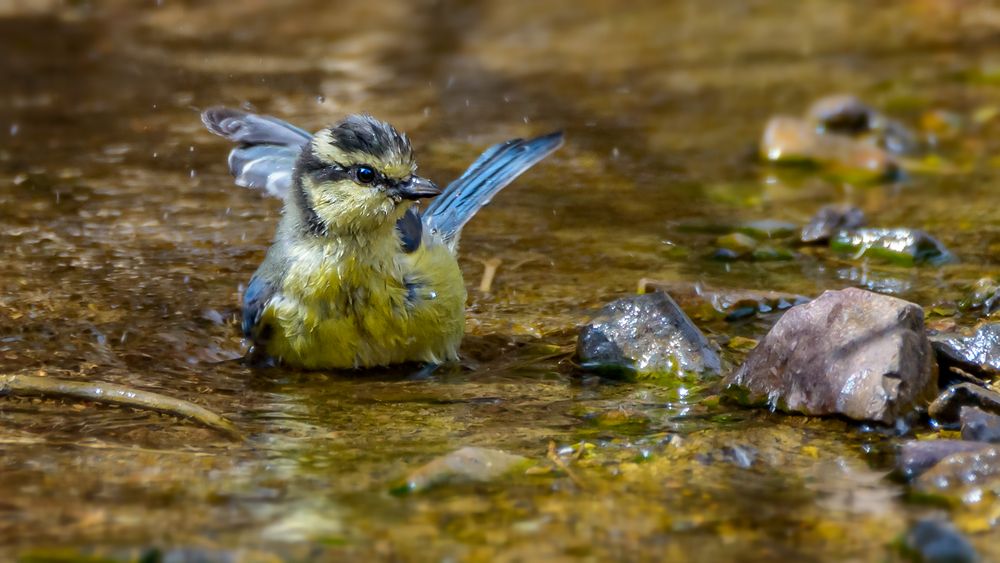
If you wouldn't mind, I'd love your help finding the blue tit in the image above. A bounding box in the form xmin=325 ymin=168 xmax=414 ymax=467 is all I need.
xmin=202 ymin=107 xmax=562 ymax=369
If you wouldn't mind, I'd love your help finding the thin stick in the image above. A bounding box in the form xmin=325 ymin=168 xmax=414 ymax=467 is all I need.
xmin=547 ymin=440 xmax=586 ymax=489
xmin=0 ymin=374 xmax=241 ymax=440
xmin=479 ymin=257 xmax=502 ymax=293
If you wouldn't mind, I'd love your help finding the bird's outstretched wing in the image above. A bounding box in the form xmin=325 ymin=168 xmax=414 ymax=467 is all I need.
xmin=422 ymin=131 xmax=563 ymax=250
xmin=201 ymin=107 xmax=312 ymax=199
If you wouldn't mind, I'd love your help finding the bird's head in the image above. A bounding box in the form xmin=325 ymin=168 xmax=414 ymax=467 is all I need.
xmin=292 ymin=114 xmax=440 ymax=235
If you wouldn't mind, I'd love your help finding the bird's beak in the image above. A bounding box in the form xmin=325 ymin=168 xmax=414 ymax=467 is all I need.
xmin=391 ymin=175 xmax=441 ymax=201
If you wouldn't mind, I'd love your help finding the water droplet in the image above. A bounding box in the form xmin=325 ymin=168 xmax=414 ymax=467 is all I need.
xmin=9 ymin=123 xmax=18 ymax=136
xmin=316 ymin=95 xmax=326 ymax=104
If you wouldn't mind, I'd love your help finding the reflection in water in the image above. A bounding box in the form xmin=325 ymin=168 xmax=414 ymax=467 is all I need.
xmin=1 ymin=0 xmax=998 ymax=559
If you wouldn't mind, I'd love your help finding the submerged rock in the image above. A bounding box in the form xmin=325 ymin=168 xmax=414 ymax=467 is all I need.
xmin=800 ymin=204 xmax=865 ymax=244
xmin=830 ymin=228 xmax=954 ymax=266
xmin=578 ymin=292 xmax=721 ymax=378
xmin=760 ymin=116 xmax=898 ymax=181
xmin=636 ymin=279 xmax=810 ymax=321
xmin=896 ymin=439 xmax=992 ymax=480
xmin=932 ymin=324 xmax=1000 ymax=378
xmin=961 ymin=406 xmax=1000 ymax=443
xmin=713 ymin=232 xmax=795 ymax=262
xmin=901 ymin=519 xmax=978 ymax=563
xmin=958 ymin=278 xmax=999 ymax=315
xmin=915 ymin=445 xmax=1000 ymax=494
xmin=724 ymin=288 xmax=938 ymax=424
xmin=394 ymin=447 xmax=529 ymax=494
xmin=929 ymin=383 xmax=1000 ymax=426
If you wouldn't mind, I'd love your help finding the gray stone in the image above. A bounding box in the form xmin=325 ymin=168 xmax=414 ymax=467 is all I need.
xmin=902 ymin=519 xmax=978 ymax=563
xmin=896 ymin=439 xmax=992 ymax=480
xmin=929 ymin=383 xmax=1000 ymax=426
xmin=800 ymin=204 xmax=865 ymax=244
xmin=724 ymin=288 xmax=938 ymax=424
xmin=932 ymin=323 xmax=1000 ymax=379
xmin=961 ymin=406 xmax=1000 ymax=443
xmin=578 ymin=292 xmax=721 ymax=378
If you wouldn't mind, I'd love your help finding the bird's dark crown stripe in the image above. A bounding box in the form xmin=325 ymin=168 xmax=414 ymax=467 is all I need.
xmin=329 ymin=116 xmax=411 ymax=163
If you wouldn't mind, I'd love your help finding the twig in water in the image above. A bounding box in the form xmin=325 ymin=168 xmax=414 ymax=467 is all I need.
xmin=0 ymin=374 xmax=241 ymax=440
xmin=547 ymin=440 xmax=586 ymax=489
xmin=478 ymin=257 xmax=502 ymax=293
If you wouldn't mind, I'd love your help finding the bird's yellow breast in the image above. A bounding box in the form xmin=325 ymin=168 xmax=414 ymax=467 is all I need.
xmin=259 ymin=232 xmax=467 ymax=369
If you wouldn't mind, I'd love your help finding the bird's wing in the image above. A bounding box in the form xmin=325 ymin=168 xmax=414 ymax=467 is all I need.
xmin=242 ymin=274 xmax=279 ymax=339
xmin=422 ymin=131 xmax=563 ymax=250
xmin=201 ymin=107 xmax=312 ymax=199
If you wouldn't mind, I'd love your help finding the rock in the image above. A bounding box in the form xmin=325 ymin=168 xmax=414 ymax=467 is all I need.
xmin=578 ymin=292 xmax=721 ymax=379
xmin=760 ymin=116 xmax=898 ymax=181
xmin=724 ymin=288 xmax=938 ymax=424
xmin=807 ymin=94 xmax=876 ymax=135
xmin=958 ymin=278 xmax=999 ymax=315
xmin=830 ymin=228 xmax=954 ymax=266
xmin=901 ymin=519 xmax=978 ymax=563
xmin=896 ymin=440 xmax=992 ymax=480
xmin=806 ymin=94 xmax=921 ymax=156
xmin=929 ymin=383 xmax=1000 ymax=426
xmin=931 ymin=324 xmax=1000 ymax=379
xmin=714 ymin=232 xmax=758 ymax=259
xmin=800 ymin=204 xmax=865 ymax=244
xmin=961 ymin=406 xmax=1000 ymax=443
xmin=915 ymin=445 xmax=1000 ymax=493
xmin=636 ymin=279 xmax=810 ymax=321
xmin=393 ymin=447 xmax=530 ymax=494
xmin=714 ymin=232 xmax=795 ymax=262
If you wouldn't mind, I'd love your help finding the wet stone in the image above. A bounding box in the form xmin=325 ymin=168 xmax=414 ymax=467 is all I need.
xmin=961 ymin=406 xmax=1000 ymax=443
xmin=760 ymin=116 xmax=898 ymax=181
xmin=958 ymin=278 xmax=999 ymax=315
xmin=914 ymin=445 xmax=1000 ymax=494
xmin=724 ymin=288 xmax=938 ymax=424
xmin=929 ymin=383 xmax=1000 ymax=426
xmin=830 ymin=228 xmax=954 ymax=266
xmin=636 ymin=279 xmax=810 ymax=321
xmin=578 ymin=292 xmax=721 ymax=379
xmin=931 ymin=323 xmax=1000 ymax=379
xmin=901 ymin=519 xmax=978 ymax=563
xmin=714 ymin=232 xmax=758 ymax=259
xmin=896 ymin=439 xmax=992 ymax=480
xmin=807 ymin=94 xmax=877 ymax=135
xmin=800 ymin=204 xmax=865 ymax=244
xmin=805 ymin=94 xmax=921 ymax=156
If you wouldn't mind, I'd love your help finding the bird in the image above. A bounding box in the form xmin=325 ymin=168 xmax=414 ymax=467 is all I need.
xmin=201 ymin=107 xmax=562 ymax=369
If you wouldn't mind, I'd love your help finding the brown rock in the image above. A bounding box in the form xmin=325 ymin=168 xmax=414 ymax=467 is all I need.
xmin=724 ymin=288 xmax=938 ymax=424
xmin=929 ymin=382 xmax=1000 ymax=426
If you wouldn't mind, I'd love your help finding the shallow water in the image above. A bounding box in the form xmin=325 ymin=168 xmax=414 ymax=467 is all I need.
xmin=1 ymin=1 xmax=999 ymax=560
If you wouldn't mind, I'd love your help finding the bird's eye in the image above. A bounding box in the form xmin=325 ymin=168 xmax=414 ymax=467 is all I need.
xmin=355 ymin=166 xmax=376 ymax=184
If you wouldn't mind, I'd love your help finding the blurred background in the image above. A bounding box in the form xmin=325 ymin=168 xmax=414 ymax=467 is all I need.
xmin=1 ymin=0 xmax=999 ymax=561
